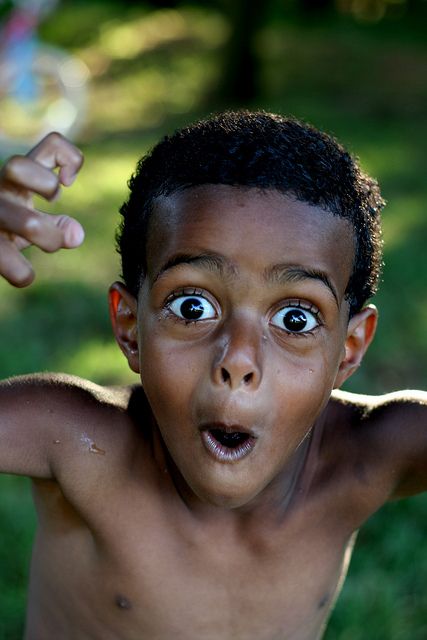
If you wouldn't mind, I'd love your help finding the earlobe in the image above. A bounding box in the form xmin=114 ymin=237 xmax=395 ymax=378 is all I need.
xmin=334 ymin=304 xmax=378 ymax=389
xmin=109 ymin=282 xmax=140 ymax=373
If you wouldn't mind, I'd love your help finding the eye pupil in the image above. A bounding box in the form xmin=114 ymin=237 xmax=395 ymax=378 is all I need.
xmin=283 ymin=309 xmax=307 ymax=332
xmin=180 ymin=297 xmax=204 ymax=320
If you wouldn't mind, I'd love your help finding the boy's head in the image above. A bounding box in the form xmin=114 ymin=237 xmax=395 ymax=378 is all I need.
xmin=116 ymin=110 xmax=385 ymax=316
xmin=110 ymin=111 xmax=384 ymax=507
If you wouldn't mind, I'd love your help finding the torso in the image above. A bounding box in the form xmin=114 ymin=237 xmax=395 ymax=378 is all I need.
xmin=23 ymin=387 xmax=390 ymax=640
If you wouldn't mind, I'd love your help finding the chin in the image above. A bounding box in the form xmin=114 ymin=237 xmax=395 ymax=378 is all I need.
xmin=206 ymin=492 xmax=250 ymax=509
xmin=201 ymin=492 xmax=254 ymax=510
xmin=190 ymin=474 xmax=265 ymax=510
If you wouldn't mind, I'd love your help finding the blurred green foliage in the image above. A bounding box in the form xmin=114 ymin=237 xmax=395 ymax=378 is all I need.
xmin=0 ymin=1 xmax=426 ymax=637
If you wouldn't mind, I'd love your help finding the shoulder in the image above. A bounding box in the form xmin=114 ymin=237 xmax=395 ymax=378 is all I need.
xmin=331 ymin=388 xmax=427 ymax=410
xmin=324 ymin=389 xmax=427 ymax=501
xmin=1 ymin=372 xmax=151 ymax=478
xmin=329 ymin=388 xmax=427 ymax=442
xmin=1 ymin=371 xmax=139 ymax=415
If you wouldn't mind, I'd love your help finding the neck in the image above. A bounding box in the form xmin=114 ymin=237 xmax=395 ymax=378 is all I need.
xmin=155 ymin=425 xmax=315 ymax=526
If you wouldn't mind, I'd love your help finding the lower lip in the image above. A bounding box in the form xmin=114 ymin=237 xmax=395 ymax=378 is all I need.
xmin=200 ymin=430 xmax=257 ymax=463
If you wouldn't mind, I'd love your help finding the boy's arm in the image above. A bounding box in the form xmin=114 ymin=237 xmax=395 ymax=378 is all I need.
xmin=0 ymin=133 xmax=84 ymax=478
xmin=337 ymin=389 xmax=427 ymax=500
xmin=379 ymin=390 xmax=427 ymax=499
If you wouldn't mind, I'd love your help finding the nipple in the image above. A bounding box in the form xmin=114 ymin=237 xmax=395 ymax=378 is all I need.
xmin=115 ymin=594 xmax=132 ymax=610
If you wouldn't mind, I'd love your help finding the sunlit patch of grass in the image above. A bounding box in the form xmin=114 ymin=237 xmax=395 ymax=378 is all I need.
xmin=86 ymin=56 xmax=218 ymax=134
xmin=76 ymin=7 xmax=227 ymax=135
xmin=95 ymin=8 xmax=227 ymax=61
xmin=56 ymin=338 xmax=136 ymax=385
xmin=35 ymin=146 xmax=138 ymax=216
xmin=382 ymin=196 xmax=426 ymax=248
xmin=0 ymin=281 xmax=112 ymax=377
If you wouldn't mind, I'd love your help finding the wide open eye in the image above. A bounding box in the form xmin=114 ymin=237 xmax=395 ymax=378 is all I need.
xmin=270 ymin=305 xmax=319 ymax=334
xmin=168 ymin=295 xmax=216 ymax=321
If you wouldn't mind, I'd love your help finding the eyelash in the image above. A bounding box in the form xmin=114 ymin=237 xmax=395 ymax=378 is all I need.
xmin=164 ymin=288 xmax=214 ymax=325
xmin=279 ymin=299 xmax=317 ymax=314
xmin=274 ymin=299 xmax=321 ymax=338
xmin=166 ymin=287 xmax=204 ymax=300
xmin=163 ymin=291 xmax=322 ymax=335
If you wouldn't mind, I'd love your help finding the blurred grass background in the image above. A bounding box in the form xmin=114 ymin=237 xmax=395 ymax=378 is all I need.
xmin=0 ymin=0 xmax=426 ymax=637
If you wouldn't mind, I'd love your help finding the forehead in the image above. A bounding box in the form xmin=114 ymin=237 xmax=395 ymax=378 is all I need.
xmin=147 ymin=185 xmax=354 ymax=296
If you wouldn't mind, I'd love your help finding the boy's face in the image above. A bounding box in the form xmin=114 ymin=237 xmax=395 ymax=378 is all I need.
xmin=118 ymin=186 xmax=371 ymax=509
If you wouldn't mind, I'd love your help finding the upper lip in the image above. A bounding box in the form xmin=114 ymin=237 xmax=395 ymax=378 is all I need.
xmin=198 ymin=421 xmax=258 ymax=439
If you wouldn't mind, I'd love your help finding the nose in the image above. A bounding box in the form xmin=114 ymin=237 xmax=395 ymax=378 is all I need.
xmin=212 ymin=316 xmax=263 ymax=391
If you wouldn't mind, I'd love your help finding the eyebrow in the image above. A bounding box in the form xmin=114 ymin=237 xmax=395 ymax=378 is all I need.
xmin=154 ymin=252 xmax=339 ymax=307
xmin=265 ymin=264 xmax=339 ymax=307
xmin=153 ymin=253 xmax=237 ymax=283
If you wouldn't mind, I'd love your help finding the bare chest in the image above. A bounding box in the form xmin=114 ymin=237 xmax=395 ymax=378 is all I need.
xmin=27 ymin=483 xmax=355 ymax=640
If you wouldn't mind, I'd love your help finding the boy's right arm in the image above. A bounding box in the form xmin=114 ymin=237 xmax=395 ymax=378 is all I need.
xmin=0 ymin=133 xmax=85 ymax=478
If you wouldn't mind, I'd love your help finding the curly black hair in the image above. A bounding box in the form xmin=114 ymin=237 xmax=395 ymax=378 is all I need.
xmin=117 ymin=110 xmax=385 ymax=316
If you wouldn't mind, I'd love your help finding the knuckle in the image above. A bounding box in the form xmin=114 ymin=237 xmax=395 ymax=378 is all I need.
xmin=23 ymin=219 xmax=58 ymax=252
xmin=74 ymin=154 xmax=84 ymax=173
xmin=21 ymin=215 xmax=57 ymax=251
xmin=22 ymin=215 xmax=42 ymax=237
xmin=48 ymin=130 xmax=82 ymax=158
xmin=73 ymin=148 xmax=84 ymax=166
xmin=34 ymin=131 xmax=65 ymax=154
xmin=2 ymin=155 xmax=24 ymax=182
xmin=46 ymin=131 xmax=64 ymax=145
xmin=45 ymin=173 xmax=60 ymax=195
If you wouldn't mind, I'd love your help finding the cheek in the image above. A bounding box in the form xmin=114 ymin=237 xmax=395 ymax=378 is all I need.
xmin=138 ymin=332 xmax=208 ymax=419
xmin=271 ymin=346 xmax=338 ymax=421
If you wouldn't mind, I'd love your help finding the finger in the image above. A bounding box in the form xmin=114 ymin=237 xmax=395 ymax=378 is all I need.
xmin=27 ymin=131 xmax=84 ymax=187
xmin=0 ymin=234 xmax=34 ymax=287
xmin=52 ymin=214 xmax=85 ymax=249
xmin=0 ymin=155 xmax=61 ymax=201
xmin=0 ymin=199 xmax=85 ymax=252
xmin=13 ymin=236 xmax=31 ymax=251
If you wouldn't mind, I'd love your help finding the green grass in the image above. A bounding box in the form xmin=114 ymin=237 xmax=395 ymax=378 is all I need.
xmin=326 ymin=496 xmax=427 ymax=640
xmin=0 ymin=1 xmax=426 ymax=637
xmin=0 ymin=476 xmax=35 ymax=640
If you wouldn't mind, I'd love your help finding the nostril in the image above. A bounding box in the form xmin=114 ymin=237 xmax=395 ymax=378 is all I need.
xmin=218 ymin=367 xmax=256 ymax=387
xmin=221 ymin=367 xmax=231 ymax=384
xmin=243 ymin=372 xmax=253 ymax=385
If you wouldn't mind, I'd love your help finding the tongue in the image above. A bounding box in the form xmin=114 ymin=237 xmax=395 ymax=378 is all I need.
xmin=210 ymin=429 xmax=249 ymax=448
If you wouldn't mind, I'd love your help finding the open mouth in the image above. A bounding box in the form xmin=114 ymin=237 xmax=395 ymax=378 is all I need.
xmin=200 ymin=424 xmax=257 ymax=462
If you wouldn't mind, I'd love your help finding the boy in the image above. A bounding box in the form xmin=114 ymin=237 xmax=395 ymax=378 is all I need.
xmin=0 ymin=111 xmax=425 ymax=640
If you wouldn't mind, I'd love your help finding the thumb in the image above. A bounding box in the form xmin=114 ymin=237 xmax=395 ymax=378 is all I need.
xmin=54 ymin=215 xmax=85 ymax=249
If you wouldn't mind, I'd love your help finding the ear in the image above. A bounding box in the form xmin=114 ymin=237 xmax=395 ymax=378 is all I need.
xmin=109 ymin=282 xmax=140 ymax=373
xmin=333 ymin=304 xmax=378 ymax=389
